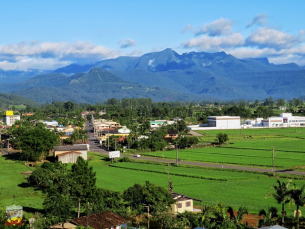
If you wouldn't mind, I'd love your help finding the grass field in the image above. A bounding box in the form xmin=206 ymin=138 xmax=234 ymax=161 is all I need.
xmin=0 ymin=156 xmax=44 ymax=215
xmin=141 ymin=127 xmax=305 ymax=168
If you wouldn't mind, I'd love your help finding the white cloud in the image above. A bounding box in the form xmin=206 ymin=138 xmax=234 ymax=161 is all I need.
xmin=195 ymin=18 xmax=234 ymax=36
xmin=0 ymin=41 xmax=118 ymax=70
xmin=118 ymin=39 xmax=136 ymax=49
xmin=182 ymin=33 xmax=244 ymax=51
xmin=182 ymin=24 xmax=194 ymax=33
xmin=246 ymin=27 xmax=304 ymax=49
xmin=228 ymin=47 xmax=278 ymax=59
xmin=247 ymin=14 xmax=267 ymax=28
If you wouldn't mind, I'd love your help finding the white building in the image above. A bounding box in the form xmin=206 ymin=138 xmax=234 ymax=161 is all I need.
xmin=150 ymin=120 xmax=175 ymax=128
xmin=3 ymin=111 xmax=20 ymax=126
xmin=262 ymin=113 xmax=305 ymax=127
xmin=244 ymin=118 xmax=263 ymax=126
xmin=207 ymin=116 xmax=240 ymax=129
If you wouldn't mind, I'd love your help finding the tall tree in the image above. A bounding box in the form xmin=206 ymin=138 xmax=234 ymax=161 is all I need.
xmin=289 ymin=184 xmax=305 ymax=229
xmin=10 ymin=122 xmax=59 ymax=161
xmin=71 ymin=157 xmax=97 ymax=218
xmin=123 ymin=181 xmax=175 ymax=215
xmin=265 ymin=180 xmax=291 ymax=225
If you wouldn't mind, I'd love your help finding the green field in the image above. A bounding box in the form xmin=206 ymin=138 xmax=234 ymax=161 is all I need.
xmin=0 ymin=156 xmax=44 ymax=214
xmin=141 ymin=128 xmax=305 ymax=168
xmin=1 ymin=150 xmax=305 ymax=217
xmin=8 ymin=104 xmax=27 ymax=110
xmin=90 ymin=159 xmax=305 ymax=214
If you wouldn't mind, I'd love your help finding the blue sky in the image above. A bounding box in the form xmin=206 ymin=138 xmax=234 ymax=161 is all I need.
xmin=0 ymin=0 xmax=304 ymax=70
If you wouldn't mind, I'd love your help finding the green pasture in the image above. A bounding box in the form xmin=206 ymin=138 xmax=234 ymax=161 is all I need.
xmin=0 ymin=156 xmax=44 ymax=214
xmin=8 ymin=104 xmax=27 ymax=110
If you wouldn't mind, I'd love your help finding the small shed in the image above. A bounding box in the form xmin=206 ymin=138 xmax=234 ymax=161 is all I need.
xmin=53 ymin=145 xmax=88 ymax=162
xmin=57 ymin=151 xmax=82 ymax=164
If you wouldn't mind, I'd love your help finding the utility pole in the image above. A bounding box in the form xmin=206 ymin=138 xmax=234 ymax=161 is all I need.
xmin=86 ymin=202 xmax=89 ymax=229
xmin=108 ymin=130 xmax=109 ymax=150
xmin=176 ymin=142 xmax=179 ymax=166
xmin=272 ymin=146 xmax=275 ymax=177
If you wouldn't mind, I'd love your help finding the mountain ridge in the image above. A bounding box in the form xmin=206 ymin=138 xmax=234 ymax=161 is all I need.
xmin=0 ymin=49 xmax=304 ymax=103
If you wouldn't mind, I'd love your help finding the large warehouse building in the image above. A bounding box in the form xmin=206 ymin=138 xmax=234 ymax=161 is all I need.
xmin=207 ymin=116 xmax=241 ymax=129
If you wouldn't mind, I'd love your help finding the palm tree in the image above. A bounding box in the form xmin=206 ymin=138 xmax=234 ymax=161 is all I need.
xmin=227 ymin=206 xmax=248 ymax=227
xmin=265 ymin=180 xmax=291 ymax=225
xmin=258 ymin=207 xmax=278 ymax=228
xmin=289 ymin=184 xmax=305 ymax=229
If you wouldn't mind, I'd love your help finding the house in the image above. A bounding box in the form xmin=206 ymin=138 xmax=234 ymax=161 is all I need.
xmin=50 ymin=211 xmax=128 ymax=229
xmin=150 ymin=120 xmax=175 ymax=129
xmin=164 ymin=130 xmax=178 ymax=141
xmin=53 ymin=145 xmax=88 ymax=163
xmin=100 ymin=127 xmax=131 ymax=143
xmin=170 ymin=192 xmax=197 ymax=214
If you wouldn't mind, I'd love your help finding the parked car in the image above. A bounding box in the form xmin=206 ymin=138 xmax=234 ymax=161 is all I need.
xmin=134 ymin=154 xmax=141 ymax=158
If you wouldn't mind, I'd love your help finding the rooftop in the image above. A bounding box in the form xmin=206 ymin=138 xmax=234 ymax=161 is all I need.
xmin=70 ymin=211 xmax=127 ymax=229
xmin=54 ymin=145 xmax=88 ymax=151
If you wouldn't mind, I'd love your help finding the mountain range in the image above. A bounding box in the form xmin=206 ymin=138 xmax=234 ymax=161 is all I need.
xmin=0 ymin=48 xmax=304 ymax=104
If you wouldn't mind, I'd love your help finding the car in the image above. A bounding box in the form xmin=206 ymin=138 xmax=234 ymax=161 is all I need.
xmin=134 ymin=154 xmax=141 ymax=158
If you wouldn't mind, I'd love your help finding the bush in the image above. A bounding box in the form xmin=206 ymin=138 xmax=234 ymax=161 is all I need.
xmin=215 ymin=133 xmax=229 ymax=144
xmin=119 ymin=156 xmax=131 ymax=162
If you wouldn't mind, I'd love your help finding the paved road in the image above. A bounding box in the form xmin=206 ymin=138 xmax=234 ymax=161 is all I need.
xmin=85 ymin=122 xmax=109 ymax=155
xmin=85 ymin=122 xmax=305 ymax=176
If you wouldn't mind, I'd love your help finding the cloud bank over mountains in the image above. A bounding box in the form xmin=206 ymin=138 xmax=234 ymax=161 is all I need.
xmin=182 ymin=15 xmax=305 ymax=66
xmin=0 ymin=41 xmax=118 ymax=70
xmin=0 ymin=14 xmax=305 ymax=70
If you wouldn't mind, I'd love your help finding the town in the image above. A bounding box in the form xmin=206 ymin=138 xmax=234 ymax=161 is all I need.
xmin=1 ymin=98 xmax=305 ymax=229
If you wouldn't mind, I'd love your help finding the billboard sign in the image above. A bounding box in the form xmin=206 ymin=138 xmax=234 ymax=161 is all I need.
xmin=5 ymin=205 xmax=23 ymax=226
xmin=109 ymin=151 xmax=120 ymax=159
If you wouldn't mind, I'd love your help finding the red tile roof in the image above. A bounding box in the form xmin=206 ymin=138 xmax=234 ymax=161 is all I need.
xmin=70 ymin=211 xmax=127 ymax=229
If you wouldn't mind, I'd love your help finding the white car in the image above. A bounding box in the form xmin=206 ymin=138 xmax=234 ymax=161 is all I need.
xmin=134 ymin=154 xmax=141 ymax=158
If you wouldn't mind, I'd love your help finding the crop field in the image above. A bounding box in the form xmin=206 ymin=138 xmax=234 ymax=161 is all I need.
xmin=91 ymin=160 xmax=305 ymax=214
xmin=143 ymin=128 xmax=305 ymax=168
xmin=197 ymin=127 xmax=305 ymax=136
